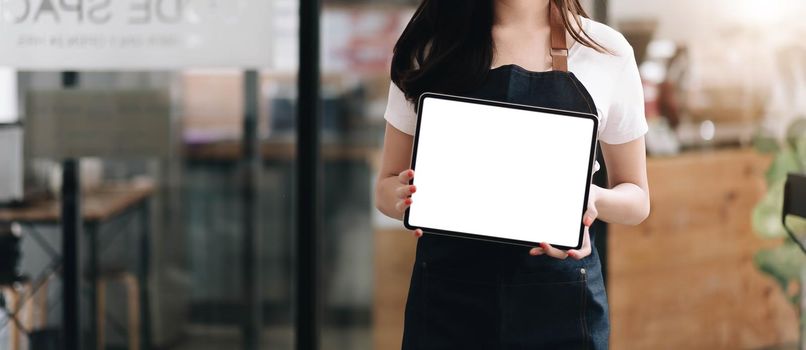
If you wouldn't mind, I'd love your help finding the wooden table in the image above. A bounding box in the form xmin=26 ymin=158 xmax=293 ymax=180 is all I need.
xmin=182 ymin=138 xmax=380 ymax=162
xmin=0 ymin=181 xmax=155 ymax=350
xmin=0 ymin=182 xmax=154 ymax=223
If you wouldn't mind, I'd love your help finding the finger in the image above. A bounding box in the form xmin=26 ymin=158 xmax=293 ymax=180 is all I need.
xmin=396 ymin=184 xmax=417 ymax=199
xmin=395 ymin=197 xmax=413 ymax=212
xmin=540 ymin=242 xmax=568 ymax=260
xmin=529 ymin=247 xmax=544 ymax=256
xmin=568 ymin=245 xmax=591 ymax=260
xmin=568 ymin=228 xmax=592 ymax=260
xmin=397 ymin=169 xmax=415 ymax=184
xmin=413 ymin=229 xmax=423 ymax=238
xmin=567 ymin=246 xmax=591 ymax=260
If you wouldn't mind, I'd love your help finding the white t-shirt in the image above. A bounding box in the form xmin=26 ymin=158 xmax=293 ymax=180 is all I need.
xmin=383 ymin=17 xmax=648 ymax=148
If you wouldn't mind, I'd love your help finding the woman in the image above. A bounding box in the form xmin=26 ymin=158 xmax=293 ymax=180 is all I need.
xmin=375 ymin=0 xmax=650 ymax=348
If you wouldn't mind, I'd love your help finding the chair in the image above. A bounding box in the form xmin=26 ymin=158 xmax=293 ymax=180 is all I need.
xmin=95 ymin=268 xmax=140 ymax=350
xmin=1 ymin=267 xmax=141 ymax=350
xmin=1 ymin=276 xmax=50 ymax=350
xmin=783 ymin=173 xmax=806 ymax=252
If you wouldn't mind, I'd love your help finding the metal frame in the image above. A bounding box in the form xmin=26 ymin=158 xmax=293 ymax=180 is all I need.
xmin=52 ymin=69 xmax=161 ymax=350
xmin=0 ymin=200 xmax=153 ymax=350
xmin=61 ymin=136 xmax=82 ymax=350
xmin=14 ymin=1 xmax=323 ymax=346
xmin=296 ymin=0 xmax=321 ymax=349
xmin=591 ymin=0 xmax=610 ymax=287
xmin=242 ymin=70 xmax=262 ymax=350
xmin=783 ymin=173 xmax=806 ymax=253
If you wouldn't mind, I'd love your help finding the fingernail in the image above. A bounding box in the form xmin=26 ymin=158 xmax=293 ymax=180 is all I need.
xmin=568 ymin=251 xmax=575 ymax=258
xmin=405 ymin=198 xmax=412 ymax=205
xmin=410 ymin=185 xmax=416 ymax=193
xmin=408 ymin=170 xmax=414 ymax=177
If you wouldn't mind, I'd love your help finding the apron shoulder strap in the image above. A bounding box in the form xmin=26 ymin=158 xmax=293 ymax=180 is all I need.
xmin=549 ymin=0 xmax=568 ymax=72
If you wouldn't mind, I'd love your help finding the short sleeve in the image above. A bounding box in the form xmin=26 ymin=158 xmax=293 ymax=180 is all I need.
xmin=599 ymin=50 xmax=649 ymax=144
xmin=383 ymin=81 xmax=417 ymax=135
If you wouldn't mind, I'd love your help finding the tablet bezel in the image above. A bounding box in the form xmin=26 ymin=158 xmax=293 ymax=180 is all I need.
xmin=403 ymin=92 xmax=599 ymax=250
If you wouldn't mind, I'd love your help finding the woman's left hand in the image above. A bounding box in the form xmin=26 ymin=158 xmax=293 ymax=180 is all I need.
xmin=529 ymin=186 xmax=599 ymax=260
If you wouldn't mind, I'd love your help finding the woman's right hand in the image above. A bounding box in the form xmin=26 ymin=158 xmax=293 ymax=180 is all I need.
xmin=395 ymin=169 xmax=424 ymax=238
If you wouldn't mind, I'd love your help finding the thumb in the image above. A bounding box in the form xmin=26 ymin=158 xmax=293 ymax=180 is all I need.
xmin=583 ymin=205 xmax=598 ymax=227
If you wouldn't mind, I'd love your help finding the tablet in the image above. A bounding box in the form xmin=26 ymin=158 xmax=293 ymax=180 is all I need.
xmin=403 ymin=93 xmax=598 ymax=250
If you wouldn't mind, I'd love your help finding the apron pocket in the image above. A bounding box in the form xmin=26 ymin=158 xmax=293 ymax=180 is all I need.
xmin=501 ymin=266 xmax=590 ymax=350
xmin=418 ymin=263 xmax=500 ymax=350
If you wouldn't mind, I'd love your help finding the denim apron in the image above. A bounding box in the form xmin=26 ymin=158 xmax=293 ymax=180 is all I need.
xmin=401 ymin=6 xmax=609 ymax=349
xmin=400 ymin=66 xmax=610 ymax=350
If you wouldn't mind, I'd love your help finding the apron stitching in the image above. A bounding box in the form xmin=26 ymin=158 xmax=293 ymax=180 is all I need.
xmin=504 ymin=280 xmax=586 ymax=286
xmin=566 ymin=73 xmax=596 ymax=115
xmin=509 ymin=68 xmax=564 ymax=78
xmin=497 ymin=279 xmax=505 ymax=350
xmin=580 ymin=267 xmax=590 ymax=350
xmin=420 ymin=262 xmax=428 ymax=350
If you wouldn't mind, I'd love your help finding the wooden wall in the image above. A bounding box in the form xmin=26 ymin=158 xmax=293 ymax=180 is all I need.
xmin=608 ymin=149 xmax=797 ymax=349
xmin=373 ymin=148 xmax=797 ymax=349
xmin=373 ymin=228 xmax=418 ymax=350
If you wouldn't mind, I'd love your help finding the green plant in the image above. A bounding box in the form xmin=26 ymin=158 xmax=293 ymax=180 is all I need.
xmin=753 ymin=118 xmax=806 ymax=305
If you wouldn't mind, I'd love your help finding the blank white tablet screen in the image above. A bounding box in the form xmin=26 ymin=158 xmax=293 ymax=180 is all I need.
xmin=407 ymin=95 xmax=596 ymax=248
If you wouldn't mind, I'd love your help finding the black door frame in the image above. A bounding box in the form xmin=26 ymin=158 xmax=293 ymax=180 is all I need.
xmin=296 ymin=0 xmax=321 ymax=349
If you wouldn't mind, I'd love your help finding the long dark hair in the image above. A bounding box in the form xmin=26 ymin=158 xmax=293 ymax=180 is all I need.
xmin=391 ymin=0 xmax=608 ymax=104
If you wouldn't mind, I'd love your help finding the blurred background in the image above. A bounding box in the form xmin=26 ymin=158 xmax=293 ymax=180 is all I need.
xmin=1 ymin=0 xmax=806 ymax=349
